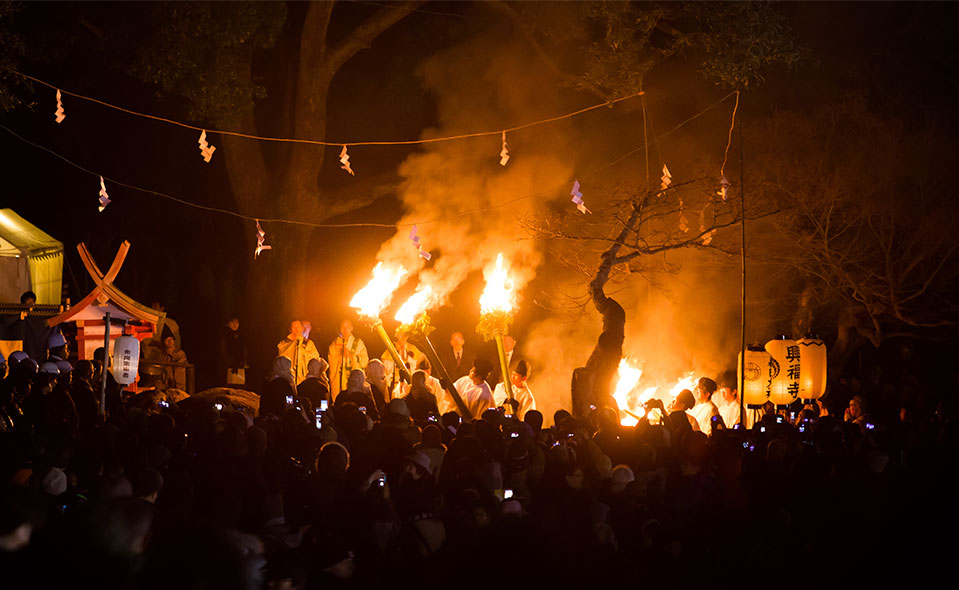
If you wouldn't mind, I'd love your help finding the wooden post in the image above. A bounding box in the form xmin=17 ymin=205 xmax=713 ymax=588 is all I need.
xmin=99 ymin=312 xmax=110 ymax=419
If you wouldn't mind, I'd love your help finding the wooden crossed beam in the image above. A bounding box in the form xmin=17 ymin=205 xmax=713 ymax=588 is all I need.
xmin=80 ymin=240 xmax=130 ymax=305
xmin=47 ymin=241 xmax=163 ymax=327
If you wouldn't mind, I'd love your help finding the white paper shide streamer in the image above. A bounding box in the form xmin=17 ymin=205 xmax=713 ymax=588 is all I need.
xmin=717 ymin=175 xmax=729 ymax=201
xmin=660 ymin=164 xmax=672 ymax=194
xmin=570 ymin=180 xmax=590 ymax=214
xmin=409 ymin=225 xmax=431 ymax=260
xmin=55 ymin=89 xmax=65 ymax=124
xmin=499 ymin=131 xmax=509 ymax=166
xmin=197 ymin=130 xmax=216 ymax=163
xmin=699 ymin=208 xmax=714 ymax=244
xmin=255 ymin=219 xmax=272 ymax=258
xmin=339 ymin=145 xmax=355 ymax=176
xmin=98 ymin=176 xmax=111 ymax=212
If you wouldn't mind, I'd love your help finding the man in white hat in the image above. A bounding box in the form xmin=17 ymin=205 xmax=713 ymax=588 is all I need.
xmin=492 ymin=359 xmax=536 ymax=420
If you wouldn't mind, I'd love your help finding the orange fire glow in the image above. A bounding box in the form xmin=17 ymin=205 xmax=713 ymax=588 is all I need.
xmin=613 ymin=360 xmax=698 ymax=426
xmin=613 ymin=359 xmax=644 ymax=426
xmin=395 ymin=285 xmax=434 ymax=325
xmin=350 ymin=263 xmax=408 ymax=318
xmin=479 ymin=253 xmax=515 ymax=315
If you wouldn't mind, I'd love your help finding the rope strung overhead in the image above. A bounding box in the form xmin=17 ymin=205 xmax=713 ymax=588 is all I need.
xmin=0 ymin=91 xmax=739 ymax=229
xmin=13 ymin=70 xmax=645 ymax=148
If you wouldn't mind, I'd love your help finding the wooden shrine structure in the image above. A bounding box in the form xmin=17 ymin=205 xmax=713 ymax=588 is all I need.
xmin=47 ymin=241 xmax=164 ymax=360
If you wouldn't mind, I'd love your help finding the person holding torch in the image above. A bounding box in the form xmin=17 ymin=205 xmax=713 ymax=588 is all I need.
xmin=493 ymin=359 xmax=536 ymax=420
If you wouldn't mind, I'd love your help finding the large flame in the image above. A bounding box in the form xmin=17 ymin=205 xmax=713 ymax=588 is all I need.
xmin=479 ymin=253 xmax=515 ymax=315
xmin=395 ymin=285 xmax=434 ymax=325
xmin=667 ymin=372 xmax=698 ymax=397
xmin=350 ymin=263 xmax=408 ymax=318
xmin=613 ymin=359 xmax=644 ymax=426
xmin=613 ymin=360 xmax=698 ymax=426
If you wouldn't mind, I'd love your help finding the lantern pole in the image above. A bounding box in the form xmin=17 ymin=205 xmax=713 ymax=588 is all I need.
xmin=738 ymin=103 xmax=747 ymax=428
xmin=99 ymin=312 xmax=110 ymax=419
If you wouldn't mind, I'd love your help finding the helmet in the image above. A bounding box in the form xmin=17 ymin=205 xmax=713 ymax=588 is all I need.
xmin=48 ymin=330 xmax=67 ymax=349
xmin=8 ymin=350 xmax=29 ymax=364
xmin=55 ymin=359 xmax=73 ymax=374
xmin=20 ymin=358 xmax=39 ymax=374
xmin=39 ymin=361 xmax=60 ymax=375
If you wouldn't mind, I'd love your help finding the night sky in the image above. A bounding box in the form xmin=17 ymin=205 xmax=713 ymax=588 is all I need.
xmin=2 ymin=2 xmax=957 ymax=392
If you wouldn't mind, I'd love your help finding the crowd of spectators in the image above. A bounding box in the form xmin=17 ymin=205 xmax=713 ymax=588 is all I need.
xmin=1 ymin=346 xmax=958 ymax=588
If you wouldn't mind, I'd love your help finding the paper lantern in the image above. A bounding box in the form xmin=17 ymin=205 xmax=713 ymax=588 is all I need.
xmin=112 ymin=335 xmax=140 ymax=385
xmin=739 ymin=346 xmax=771 ymax=408
xmin=797 ymin=334 xmax=827 ymax=402
xmin=765 ymin=335 xmax=800 ymax=407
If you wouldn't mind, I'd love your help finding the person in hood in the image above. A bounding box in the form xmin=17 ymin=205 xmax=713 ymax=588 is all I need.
xmin=334 ymin=369 xmax=379 ymax=420
xmin=298 ymin=358 xmax=331 ymax=408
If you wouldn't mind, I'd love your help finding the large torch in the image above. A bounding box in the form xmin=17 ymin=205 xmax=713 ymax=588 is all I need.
xmin=349 ymin=263 xmax=412 ymax=383
xmin=477 ymin=253 xmax=517 ymax=406
xmin=395 ymin=286 xmax=473 ymax=419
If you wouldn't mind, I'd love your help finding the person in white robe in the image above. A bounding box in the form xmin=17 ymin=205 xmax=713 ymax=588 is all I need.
xmin=276 ymin=320 xmax=320 ymax=386
xmin=492 ymin=359 xmax=536 ymax=420
xmin=328 ymin=319 xmax=368 ymax=397
xmin=453 ymin=358 xmax=494 ymax=419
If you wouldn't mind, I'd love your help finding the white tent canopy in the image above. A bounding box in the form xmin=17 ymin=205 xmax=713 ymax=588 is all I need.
xmin=0 ymin=209 xmax=63 ymax=305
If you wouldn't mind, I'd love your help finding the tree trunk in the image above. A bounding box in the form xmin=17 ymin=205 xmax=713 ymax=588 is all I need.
xmin=578 ymin=204 xmax=640 ymax=416
xmin=830 ymin=305 xmax=866 ymax=380
xmin=791 ymin=280 xmax=814 ymax=338
xmin=583 ymin=293 xmax=625 ymax=415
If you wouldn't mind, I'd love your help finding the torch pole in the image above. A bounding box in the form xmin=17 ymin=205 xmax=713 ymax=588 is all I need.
xmin=371 ymin=318 xmax=412 ymax=383
xmin=99 ymin=312 xmax=110 ymax=419
xmin=412 ymin=332 xmax=473 ymax=420
xmin=493 ymin=332 xmax=514 ymax=403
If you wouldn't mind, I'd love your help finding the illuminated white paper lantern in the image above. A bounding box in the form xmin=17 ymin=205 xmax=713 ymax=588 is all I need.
xmin=765 ymin=335 xmax=800 ymax=407
xmin=739 ymin=346 xmax=771 ymax=408
xmin=112 ymin=335 xmax=140 ymax=385
xmin=797 ymin=334 xmax=827 ymax=402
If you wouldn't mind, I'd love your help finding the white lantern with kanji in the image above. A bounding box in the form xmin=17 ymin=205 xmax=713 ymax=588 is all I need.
xmin=797 ymin=334 xmax=827 ymax=402
xmin=739 ymin=346 xmax=771 ymax=408
xmin=765 ymin=335 xmax=800 ymax=407
xmin=112 ymin=335 xmax=140 ymax=386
